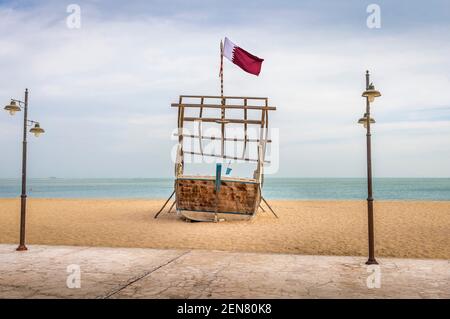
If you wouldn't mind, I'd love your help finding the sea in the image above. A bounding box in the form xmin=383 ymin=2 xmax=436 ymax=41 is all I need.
xmin=0 ymin=178 xmax=449 ymax=200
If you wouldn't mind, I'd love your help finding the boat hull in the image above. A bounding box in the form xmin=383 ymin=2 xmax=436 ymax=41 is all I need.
xmin=175 ymin=176 xmax=260 ymax=222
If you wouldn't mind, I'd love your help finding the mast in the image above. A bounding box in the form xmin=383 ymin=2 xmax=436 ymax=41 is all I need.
xmin=219 ymin=40 xmax=225 ymax=157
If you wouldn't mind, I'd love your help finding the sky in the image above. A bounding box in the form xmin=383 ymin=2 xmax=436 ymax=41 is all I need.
xmin=0 ymin=0 xmax=449 ymax=178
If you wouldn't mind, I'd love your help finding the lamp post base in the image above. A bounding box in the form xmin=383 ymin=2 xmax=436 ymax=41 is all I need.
xmin=365 ymin=258 xmax=378 ymax=265
xmin=16 ymin=245 xmax=28 ymax=251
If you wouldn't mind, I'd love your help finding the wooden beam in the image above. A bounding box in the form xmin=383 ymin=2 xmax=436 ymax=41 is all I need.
xmin=171 ymin=103 xmax=276 ymax=111
xmin=242 ymin=99 xmax=248 ymax=159
xmin=173 ymin=133 xmax=272 ymax=143
xmin=154 ymin=190 xmax=175 ymax=219
xmin=179 ymin=95 xmax=268 ymax=100
xmin=184 ymin=117 xmax=262 ymax=125
xmin=183 ymin=150 xmax=271 ymax=164
xmin=261 ymin=195 xmax=279 ymax=219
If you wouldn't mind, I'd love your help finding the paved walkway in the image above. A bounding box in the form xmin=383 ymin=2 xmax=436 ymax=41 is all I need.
xmin=0 ymin=244 xmax=449 ymax=298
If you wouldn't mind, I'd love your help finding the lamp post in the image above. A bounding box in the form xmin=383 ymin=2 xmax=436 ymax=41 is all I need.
xmin=4 ymin=89 xmax=45 ymax=251
xmin=359 ymin=71 xmax=381 ymax=265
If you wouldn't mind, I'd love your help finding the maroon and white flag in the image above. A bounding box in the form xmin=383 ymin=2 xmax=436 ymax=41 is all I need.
xmin=222 ymin=37 xmax=264 ymax=76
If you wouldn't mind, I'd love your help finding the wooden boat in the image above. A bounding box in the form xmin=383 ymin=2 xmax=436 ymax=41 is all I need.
xmin=156 ymin=95 xmax=276 ymax=222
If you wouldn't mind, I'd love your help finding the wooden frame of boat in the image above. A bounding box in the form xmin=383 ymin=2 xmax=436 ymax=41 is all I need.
xmin=155 ymin=95 xmax=277 ymax=222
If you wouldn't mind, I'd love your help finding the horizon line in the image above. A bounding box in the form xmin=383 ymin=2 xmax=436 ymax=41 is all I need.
xmin=1 ymin=176 xmax=450 ymax=179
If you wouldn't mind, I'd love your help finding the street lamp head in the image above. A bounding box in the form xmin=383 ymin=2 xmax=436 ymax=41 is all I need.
xmin=4 ymin=100 xmax=21 ymax=116
xmin=362 ymin=83 xmax=381 ymax=103
xmin=358 ymin=115 xmax=376 ymax=128
xmin=29 ymin=123 xmax=45 ymax=137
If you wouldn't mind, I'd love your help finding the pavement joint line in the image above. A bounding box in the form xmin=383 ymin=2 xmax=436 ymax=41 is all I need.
xmin=57 ymin=246 xmax=93 ymax=257
xmin=101 ymin=250 xmax=191 ymax=299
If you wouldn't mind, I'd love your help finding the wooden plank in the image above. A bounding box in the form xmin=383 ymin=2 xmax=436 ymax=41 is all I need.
xmin=242 ymin=99 xmax=248 ymax=159
xmin=184 ymin=117 xmax=262 ymax=125
xmin=263 ymin=99 xmax=269 ymax=164
xmin=173 ymin=134 xmax=272 ymax=143
xmin=179 ymin=95 xmax=268 ymax=100
xmin=171 ymin=103 xmax=276 ymax=111
xmin=177 ymin=96 xmax=184 ymax=177
xmin=183 ymin=150 xmax=271 ymax=164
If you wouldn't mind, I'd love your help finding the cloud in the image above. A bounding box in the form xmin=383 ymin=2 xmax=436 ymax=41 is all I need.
xmin=0 ymin=1 xmax=449 ymax=177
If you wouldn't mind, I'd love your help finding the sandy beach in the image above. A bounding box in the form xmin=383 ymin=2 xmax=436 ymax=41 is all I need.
xmin=0 ymin=199 xmax=449 ymax=259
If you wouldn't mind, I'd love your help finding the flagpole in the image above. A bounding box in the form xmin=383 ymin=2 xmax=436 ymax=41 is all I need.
xmin=220 ymin=40 xmax=225 ymax=157
xmin=220 ymin=40 xmax=224 ymax=97
xmin=217 ymin=39 xmax=225 ymax=222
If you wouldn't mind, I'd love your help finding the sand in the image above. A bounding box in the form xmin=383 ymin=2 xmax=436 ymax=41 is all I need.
xmin=0 ymin=199 xmax=449 ymax=259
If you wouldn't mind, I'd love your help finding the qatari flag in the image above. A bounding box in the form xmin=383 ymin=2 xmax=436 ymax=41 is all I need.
xmin=223 ymin=37 xmax=264 ymax=76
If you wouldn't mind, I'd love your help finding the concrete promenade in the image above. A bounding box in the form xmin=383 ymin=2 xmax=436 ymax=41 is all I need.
xmin=0 ymin=244 xmax=449 ymax=298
